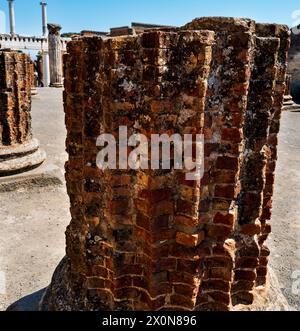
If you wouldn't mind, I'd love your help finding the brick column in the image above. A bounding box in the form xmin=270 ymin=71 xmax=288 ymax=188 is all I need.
xmin=40 ymin=18 xmax=289 ymax=311
xmin=41 ymin=29 xmax=215 ymax=311
xmin=255 ymin=24 xmax=291 ymax=287
xmin=183 ymin=17 xmax=256 ymax=311
xmin=0 ymin=51 xmax=46 ymax=176
xmin=234 ymin=36 xmax=280 ymax=305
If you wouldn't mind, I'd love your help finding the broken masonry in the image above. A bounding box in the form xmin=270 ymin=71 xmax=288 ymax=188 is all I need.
xmin=40 ymin=17 xmax=290 ymax=311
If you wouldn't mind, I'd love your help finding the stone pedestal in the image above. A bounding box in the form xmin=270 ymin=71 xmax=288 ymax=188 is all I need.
xmin=0 ymin=51 xmax=46 ymax=177
xmin=0 ymin=139 xmax=46 ymax=176
xmin=40 ymin=18 xmax=290 ymax=311
xmin=283 ymin=74 xmax=299 ymax=110
xmin=31 ymin=88 xmax=38 ymax=96
xmin=48 ymin=23 xmax=63 ymax=88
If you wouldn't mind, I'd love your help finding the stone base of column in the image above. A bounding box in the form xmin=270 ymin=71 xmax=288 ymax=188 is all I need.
xmin=38 ymin=256 xmax=290 ymax=311
xmin=50 ymin=83 xmax=63 ymax=88
xmin=39 ymin=257 xmax=86 ymax=311
xmin=283 ymin=95 xmax=300 ymax=110
xmin=0 ymin=139 xmax=46 ymax=177
xmin=31 ymin=88 xmax=38 ymax=96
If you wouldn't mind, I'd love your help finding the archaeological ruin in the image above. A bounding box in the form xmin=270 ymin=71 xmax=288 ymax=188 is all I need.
xmin=288 ymin=27 xmax=300 ymax=106
xmin=48 ymin=23 xmax=64 ymax=88
xmin=36 ymin=17 xmax=290 ymax=311
xmin=0 ymin=1 xmax=69 ymax=88
xmin=0 ymin=50 xmax=46 ymax=176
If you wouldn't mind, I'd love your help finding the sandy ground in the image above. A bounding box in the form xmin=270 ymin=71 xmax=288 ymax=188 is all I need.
xmin=0 ymin=88 xmax=70 ymax=311
xmin=268 ymin=108 xmax=300 ymax=310
xmin=0 ymin=88 xmax=299 ymax=311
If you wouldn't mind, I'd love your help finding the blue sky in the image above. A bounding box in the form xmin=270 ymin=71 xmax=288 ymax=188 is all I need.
xmin=0 ymin=0 xmax=300 ymax=36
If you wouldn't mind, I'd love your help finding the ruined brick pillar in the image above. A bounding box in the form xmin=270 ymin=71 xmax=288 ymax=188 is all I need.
xmin=41 ymin=17 xmax=290 ymax=311
xmin=233 ymin=28 xmax=281 ymax=305
xmin=255 ymin=24 xmax=290 ymax=286
xmin=0 ymin=51 xmax=46 ymax=176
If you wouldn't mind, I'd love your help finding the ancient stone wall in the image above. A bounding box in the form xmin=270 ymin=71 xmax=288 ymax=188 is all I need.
xmin=41 ymin=17 xmax=290 ymax=311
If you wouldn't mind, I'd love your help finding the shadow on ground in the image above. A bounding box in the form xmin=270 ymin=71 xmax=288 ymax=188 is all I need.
xmin=6 ymin=289 xmax=45 ymax=311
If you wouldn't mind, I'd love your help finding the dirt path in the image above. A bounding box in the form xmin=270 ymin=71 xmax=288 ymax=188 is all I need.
xmin=0 ymin=88 xmax=70 ymax=311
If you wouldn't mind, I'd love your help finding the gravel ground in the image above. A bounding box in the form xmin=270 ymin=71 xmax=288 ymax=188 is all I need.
xmin=0 ymin=88 xmax=299 ymax=311
xmin=0 ymin=88 xmax=70 ymax=311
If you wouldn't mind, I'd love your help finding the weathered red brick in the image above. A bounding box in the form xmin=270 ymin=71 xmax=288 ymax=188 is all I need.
xmin=216 ymin=156 xmax=239 ymax=171
xmin=42 ymin=18 xmax=289 ymax=312
xmin=221 ymin=128 xmax=243 ymax=143
xmin=176 ymin=231 xmax=205 ymax=247
xmin=213 ymin=212 xmax=235 ymax=227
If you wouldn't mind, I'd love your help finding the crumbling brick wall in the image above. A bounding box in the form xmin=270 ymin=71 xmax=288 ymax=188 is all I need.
xmin=0 ymin=50 xmax=32 ymax=146
xmin=41 ymin=17 xmax=290 ymax=311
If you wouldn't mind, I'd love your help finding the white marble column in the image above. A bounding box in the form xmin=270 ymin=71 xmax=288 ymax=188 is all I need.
xmin=40 ymin=2 xmax=47 ymax=37
xmin=42 ymin=51 xmax=50 ymax=87
xmin=48 ymin=23 xmax=63 ymax=88
xmin=7 ymin=0 xmax=15 ymax=35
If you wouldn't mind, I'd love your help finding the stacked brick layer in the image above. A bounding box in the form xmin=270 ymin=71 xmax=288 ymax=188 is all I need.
xmin=41 ymin=17 xmax=290 ymax=311
xmin=0 ymin=51 xmax=32 ymax=147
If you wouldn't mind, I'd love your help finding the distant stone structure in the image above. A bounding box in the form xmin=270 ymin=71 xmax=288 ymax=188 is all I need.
xmin=80 ymin=30 xmax=108 ymax=37
xmin=40 ymin=17 xmax=290 ymax=311
xmin=0 ymin=50 xmax=46 ymax=176
xmin=48 ymin=24 xmax=64 ymax=88
xmin=0 ymin=1 xmax=69 ymax=87
xmin=65 ymin=22 xmax=175 ymax=39
xmin=287 ymin=27 xmax=300 ymax=105
xmin=110 ymin=22 xmax=175 ymax=37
